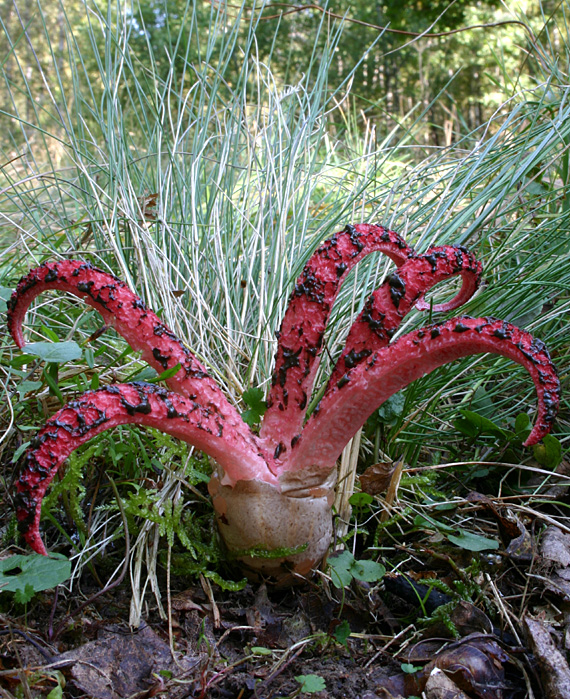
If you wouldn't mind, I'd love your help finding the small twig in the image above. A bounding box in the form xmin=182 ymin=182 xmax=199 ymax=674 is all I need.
xmin=380 ymin=457 xmax=405 ymax=523
xmin=364 ymin=623 xmax=416 ymax=667
xmin=486 ymin=573 xmax=522 ymax=646
xmin=0 ymin=628 xmax=55 ymax=662
xmin=167 ymin=543 xmax=174 ymax=657
xmin=253 ymin=645 xmax=307 ymax=698
xmin=200 ymin=574 xmax=221 ymax=628
xmin=166 ymin=543 xmax=184 ymax=671
xmin=199 ymin=653 xmax=260 ymax=698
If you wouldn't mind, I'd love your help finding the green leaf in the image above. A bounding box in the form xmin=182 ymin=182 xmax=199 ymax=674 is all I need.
xmin=241 ymin=386 xmax=267 ymax=426
xmin=295 ymin=674 xmax=326 ymax=693
xmin=43 ymin=365 xmax=63 ymax=403
xmin=350 ymin=559 xmax=386 ymax=583
xmin=46 ymin=685 xmax=64 ymax=699
xmin=453 ymin=417 xmax=479 ymax=438
xmin=328 ymin=550 xmax=385 ymax=587
xmin=15 ymin=380 xmax=42 ymax=400
xmin=85 ymin=347 xmax=95 ymax=369
xmin=401 ymin=662 xmax=422 ymax=674
xmin=0 ymin=553 xmax=71 ymax=596
xmin=251 ymin=646 xmax=272 ymax=656
xmin=146 ymin=362 xmax=182 ymax=383
xmin=375 ymin=392 xmax=405 ymax=426
xmin=9 ymin=355 xmax=35 ymax=369
xmin=447 ymin=530 xmax=499 ymax=552
xmin=456 ymin=409 xmax=506 ymax=438
xmin=13 ymin=583 xmax=35 ymax=605
xmin=533 ymin=435 xmax=562 ymax=469
xmin=328 ymin=550 xmax=354 ymax=588
xmin=332 ymin=619 xmax=351 ymax=646
xmin=12 ymin=441 xmax=31 ymax=463
xmin=131 ymin=367 xmax=159 ymax=382
xmin=22 ymin=341 xmax=82 ymax=364
xmin=0 ymin=286 xmax=11 ymax=313
xmin=41 ymin=325 xmax=60 ymax=342
xmin=349 ymin=492 xmax=374 ymax=507
xmin=514 ymin=412 xmax=531 ymax=440
xmin=414 ymin=514 xmax=455 ymax=533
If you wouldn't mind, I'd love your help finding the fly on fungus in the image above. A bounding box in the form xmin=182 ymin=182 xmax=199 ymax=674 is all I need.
xmin=8 ymin=224 xmax=560 ymax=583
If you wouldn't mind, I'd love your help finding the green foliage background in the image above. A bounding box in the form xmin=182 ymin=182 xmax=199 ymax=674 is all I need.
xmin=0 ymin=0 xmax=553 ymax=153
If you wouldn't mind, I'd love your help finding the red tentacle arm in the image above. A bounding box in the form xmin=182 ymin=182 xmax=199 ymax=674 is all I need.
xmin=414 ymin=244 xmax=482 ymax=312
xmin=327 ymin=246 xmax=482 ymax=387
xmin=260 ymin=223 xmax=415 ymax=456
xmin=288 ymin=317 xmax=559 ymax=473
xmin=14 ymin=382 xmax=277 ymax=556
xmin=260 ymin=226 xmax=482 ymax=460
xmin=7 ymin=260 xmax=265 ymax=467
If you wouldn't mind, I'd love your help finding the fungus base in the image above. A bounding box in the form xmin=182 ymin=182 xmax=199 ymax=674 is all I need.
xmin=208 ymin=466 xmax=337 ymax=583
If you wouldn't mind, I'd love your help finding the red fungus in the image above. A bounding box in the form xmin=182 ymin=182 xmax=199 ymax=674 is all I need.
xmin=15 ymin=382 xmax=276 ymax=556
xmin=289 ymin=317 xmax=559 ymax=473
xmin=7 ymin=259 xmax=273 ymax=485
xmin=259 ymin=225 xmax=482 ymax=453
xmin=7 ymin=226 xmax=560 ymax=581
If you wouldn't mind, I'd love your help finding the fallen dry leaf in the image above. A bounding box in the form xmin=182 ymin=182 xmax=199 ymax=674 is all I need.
xmin=524 ymin=616 xmax=570 ymax=699
xmin=541 ymin=526 xmax=570 ymax=567
xmin=359 ymin=462 xmax=395 ymax=495
xmin=540 ymin=526 xmax=570 ymax=600
xmin=424 ymin=667 xmax=470 ymax=699
xmin=137 ymin=192 xmax=159 ymax=221
xmin=171 ymin=590 xmax=205 ymax=612
xmin=379 ymin=634 xmax=511 ymax=699
xmin=53 ymin=623 xmax=198 ymax=699
xmin=467 ymin=491 xmax=536 ymax=563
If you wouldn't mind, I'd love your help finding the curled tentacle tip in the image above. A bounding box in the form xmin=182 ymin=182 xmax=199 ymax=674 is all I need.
xmin=26 ymin=535 xmax=47 ymax=556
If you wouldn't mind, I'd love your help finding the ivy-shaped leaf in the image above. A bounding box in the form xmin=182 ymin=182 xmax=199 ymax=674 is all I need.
xmin=328 ymin=550 xmax=385 ymax=588
xmin=0 ymin=553 xmax=71 ymax=598
xmin=375 ymin=392 xmax=405 ymax=426
xmin=13 ymin=583 xmax=35 ymax=605
xmin=295 ymin=675 xmax=326 ymax=693
xmin=328 ymin=550 xmax=354 ymax=588
xmin=351 ymin=558 xmax=386 ymax=583
xmin=241 ymin=387 xmax=267 ymax=426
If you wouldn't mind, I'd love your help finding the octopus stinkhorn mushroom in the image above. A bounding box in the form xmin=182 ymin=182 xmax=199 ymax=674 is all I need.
xmin=7 ymin=224 xmax=560 ymax=582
